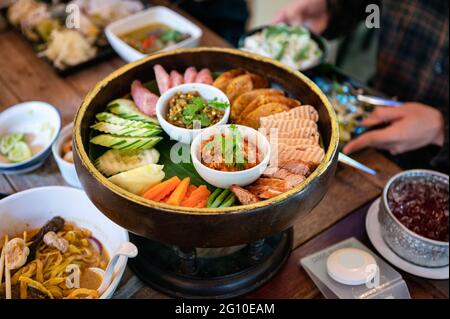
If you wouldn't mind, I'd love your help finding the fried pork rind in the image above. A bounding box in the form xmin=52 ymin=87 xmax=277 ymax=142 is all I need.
xmin=231 ymin=89 xmax=284 ymax=121
xmin=213 ymin=68 xmax=245 ymax=92
xmin=226 ymin=74 xmax=269 ymax=103
xmin=241 ymin=103 xmax=289 ymax=129
xmin=275 ymin=138 xmax=318 ymax=147
xmin=261 ymin=105 xmax=318 ymax=122
xmin=266 ymin=127 xmax=320 ymax=142
xmin=238 ymin=95 xmax=300 ymax=123
xmin=276 ymin=144 xmax=325 ymax=166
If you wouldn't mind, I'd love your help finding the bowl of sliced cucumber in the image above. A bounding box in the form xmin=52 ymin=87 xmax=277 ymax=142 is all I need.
xmin=0 ymin=101 xmax=61 ymax=174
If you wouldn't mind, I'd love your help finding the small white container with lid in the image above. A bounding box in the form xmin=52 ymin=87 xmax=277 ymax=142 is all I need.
xmin=301 ymin=238 xmax=411 ymax=299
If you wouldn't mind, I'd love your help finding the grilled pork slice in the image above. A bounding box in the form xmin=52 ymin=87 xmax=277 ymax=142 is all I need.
xmin=246 ymin=178 xmax=290 ymax=199
xmin=230 ymin=185 xmax=260 ymax=205
xmin=260 ymin=118 xmax=317 ymax=132
xmin=263 ymin=167 xmax=305 ymax=188
xmin=260 ymin=105 xmax=319 ymax=122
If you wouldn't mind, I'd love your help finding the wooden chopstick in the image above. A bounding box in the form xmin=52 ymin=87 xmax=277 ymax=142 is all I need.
xmin=0 ymin=235 xmax=11 ymax=299
xmin=5 ymin=252 xmax=11 ymax=299
xmin=0 ymin=236 xmax=5 ymax=290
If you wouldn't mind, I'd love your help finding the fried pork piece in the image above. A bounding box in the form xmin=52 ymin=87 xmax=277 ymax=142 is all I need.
xmin=260 ymin=105 xmax=319 ymax=122
xmin=246 ymin=178 xmax=291 ymax=199
xmin=263 ymin=167 xmax=306 ymax=188
xmin=279 ymin=160 xmax=313 ymax=176
xmin=213 ymin=68 xmax=246 ymax=92
xmin=238 ymin=95 xmax=300 ymax=123
xmin=241 ymin=103 xmax=290 ymax=129
xmin=230 ymin=185 xmax=260 ymax=205
xmin=266 ymin=127 xmax=320 ymax=142
xmin=231 ymin=89 xmax=284 ymax=121
xmin=260 ymin=118 xmax=317 ymax=132
xmin=226 ymin=74 xmax=269 ymax=103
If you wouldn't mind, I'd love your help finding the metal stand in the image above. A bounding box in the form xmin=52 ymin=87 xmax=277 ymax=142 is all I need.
xmin=128 ymin=228 xmax=293 ymax=299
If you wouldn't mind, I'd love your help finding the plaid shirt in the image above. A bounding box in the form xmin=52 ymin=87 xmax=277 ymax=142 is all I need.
xmin=326 ymin=0 xmax=449 ymax=170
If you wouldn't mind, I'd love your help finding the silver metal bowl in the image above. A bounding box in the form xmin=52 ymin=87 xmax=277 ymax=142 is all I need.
xmin=379 ymin=169 xmax=449 ymax=268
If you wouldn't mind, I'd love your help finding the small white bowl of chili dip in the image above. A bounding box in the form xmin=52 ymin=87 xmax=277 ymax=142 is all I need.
xmin=191 ymin=124 xmax=271 ymax=189
xmin=156 ymin=83 xmax=230 ymax=144
xmin=379 ymin=169 xmax=449 ymax=268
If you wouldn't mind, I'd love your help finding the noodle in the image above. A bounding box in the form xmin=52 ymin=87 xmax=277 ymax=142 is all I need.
xmin=0 ymin=221 xmax=109 ymax=299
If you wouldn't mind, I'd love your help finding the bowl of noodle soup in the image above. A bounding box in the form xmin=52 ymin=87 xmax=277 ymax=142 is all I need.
xmin=0 ymin=186 xmax=130 ymax=299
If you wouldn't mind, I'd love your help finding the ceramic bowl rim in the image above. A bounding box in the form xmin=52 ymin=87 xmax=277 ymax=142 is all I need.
xmin=382 ymin=169 xmax=449 ymax=247
xmin=0 ymin=101 xmax=61 ymax=169
xmin=105 ymin=6 xmax=203 ymax=61
xmin=155 ymin=83 xmax=231 ymax=140
xmin=0 ymin=186 xmax=129 ymax=299
xmin=190 ymin=124 xmax=271 ymax=178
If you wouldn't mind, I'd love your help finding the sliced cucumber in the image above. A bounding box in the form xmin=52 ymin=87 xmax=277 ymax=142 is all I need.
xmin=90 ymin=134 xmax=162 ymax=151
xmin=91 ymin=122 xmax=161 ymax=138
xmin=7 ymin=141 xmax=32 ymax=163
xmin=107 ymin=99 xmax=158 ymax=124
xmin=95 ymin=148 xmax=160 ymax=177
xmin=109 ymin=164 xmax=165 ymax=195
xmin=96 ymin=112 xmax=159 ymax=130
xmin=0 ymin=133 xmax=24 ymax=154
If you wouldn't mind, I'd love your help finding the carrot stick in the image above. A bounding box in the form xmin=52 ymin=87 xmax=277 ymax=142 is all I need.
xmin=142 ymin=176 xmax=181 ymax=202
xmin=186 ymin=185 xmax=197 ymax=198
xmin=181 ymin=186 xmax=211 ymax=207
xmin=195 ymin=199 xmax=208 ymax=208
xmin=166 ymin=177 xmax=190 ymax=206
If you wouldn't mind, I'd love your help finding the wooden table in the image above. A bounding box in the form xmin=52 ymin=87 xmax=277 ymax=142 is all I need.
xmin=0 ymin=4 xmax=447 ymax=300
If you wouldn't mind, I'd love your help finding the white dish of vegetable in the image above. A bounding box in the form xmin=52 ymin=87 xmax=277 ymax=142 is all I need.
xmin=241 ymin=24 xmax=324 ymax=71
xmin=0 ymin=101 xmax=61 ymax=173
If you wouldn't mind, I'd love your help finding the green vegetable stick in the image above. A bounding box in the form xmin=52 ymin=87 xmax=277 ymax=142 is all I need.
xmin=220 ymin=193 xmax=236 ymax=208
xmin=207 ymin=188 xmax=223 ymax=208
xmin=211 ymin=189 xmax=231 ymax=208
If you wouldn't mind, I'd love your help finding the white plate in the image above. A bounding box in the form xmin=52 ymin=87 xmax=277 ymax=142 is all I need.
xmin=105 ymin=6 xmax=203 ymax=63
xmin=366 ymin=198 xmax=449 ymax=280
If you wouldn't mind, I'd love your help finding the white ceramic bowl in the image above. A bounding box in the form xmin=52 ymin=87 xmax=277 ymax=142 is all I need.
xmin=105 ymin=6 xmax=203 ymax=63
xmin=0 ymin=101 xmax=61 ymax=174
xmin=156 ymin=83 xmax=230 ymax=144
xmin=191 ymin=124 xmax=271 ymax=188
xmin=0 ymin=186 xmax=130 ymax=299
xmin=52 ymin=123 xmax=82 ymax=188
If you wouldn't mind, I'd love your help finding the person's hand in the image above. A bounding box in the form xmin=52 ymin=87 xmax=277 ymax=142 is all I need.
xmin=272 ymin=0 xmax=329 ymax=34
xmin=343 ymin=103 xmax=445 ymax=155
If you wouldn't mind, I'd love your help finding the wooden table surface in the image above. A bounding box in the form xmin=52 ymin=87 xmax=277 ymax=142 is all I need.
xmin=0 ymin=3 xmax=447 ymax=300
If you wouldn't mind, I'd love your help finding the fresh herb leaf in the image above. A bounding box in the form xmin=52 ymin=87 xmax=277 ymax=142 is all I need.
xmin=208 ymin=98 xmax=229 ymax=109
xmin=198 ymin=113 xmax=211 ymax=127
xmin=295 ymin=44 xmax=310 ymax=62
xmin=275 ymin=41 xmax=289 ymax=61
xmin=182 ymin=99 xmax=205 ymax=124
xmin=160 ymin=30 xmax=183 ymax=43
xmin=264 ymin=25 xmax=308 ymax=38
